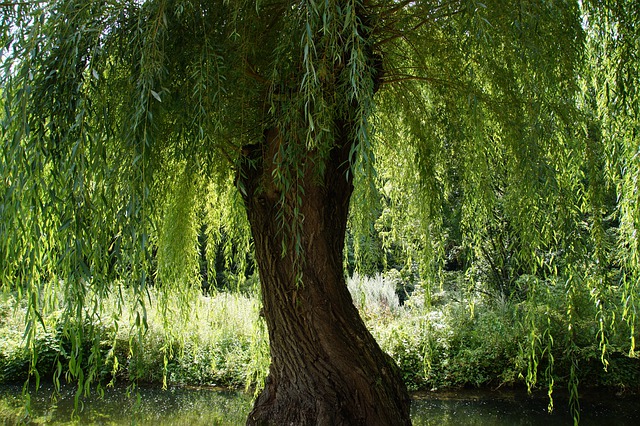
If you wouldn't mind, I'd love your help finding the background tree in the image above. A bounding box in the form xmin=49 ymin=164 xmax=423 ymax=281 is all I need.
xmin=1 ymin=1 xmax=638 ymax=425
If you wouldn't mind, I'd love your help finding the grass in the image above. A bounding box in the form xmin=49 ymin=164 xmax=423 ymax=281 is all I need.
xmin=1 ymin=272 xmax=638 ymax=398
xmin=358 ymin=271 xmax=639 ymax=394
xmin=0 ymin=285 xmax=269 ymax=393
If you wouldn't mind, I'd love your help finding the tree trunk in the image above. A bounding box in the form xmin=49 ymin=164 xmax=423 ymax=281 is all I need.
xmin=239 ymin=125 xmax=412 ymax=425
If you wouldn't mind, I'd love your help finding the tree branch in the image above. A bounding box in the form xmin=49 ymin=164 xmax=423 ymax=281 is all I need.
xmin=375 ymin=6 xmax=465 ymax=47
xmin=243 ymin=59 xmax=269 ymax=85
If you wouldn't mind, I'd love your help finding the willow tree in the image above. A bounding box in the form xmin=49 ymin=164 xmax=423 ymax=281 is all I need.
xmin=1 ymin=0 xmax=638 ymax=425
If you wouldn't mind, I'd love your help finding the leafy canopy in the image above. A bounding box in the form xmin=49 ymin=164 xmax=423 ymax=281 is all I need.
xmin=1 ymin=0 xmax=638 ymax=405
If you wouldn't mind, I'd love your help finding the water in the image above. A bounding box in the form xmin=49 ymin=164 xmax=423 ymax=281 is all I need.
xmin=0 ymin=384 xmax=250 ymax=425
xmin=0 ymin=384 xmax=638 ymax=425
xmin=411 ymin=390 xmax=640 ymax=426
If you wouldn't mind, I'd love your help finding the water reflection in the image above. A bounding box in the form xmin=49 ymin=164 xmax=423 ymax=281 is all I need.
xmin=0 ymin=384 xmax=638 ymax=425
xmin=412 ymin=390 xmax=640 ymax=426
xmin=0 ymin=384 xmax=251 ymax=425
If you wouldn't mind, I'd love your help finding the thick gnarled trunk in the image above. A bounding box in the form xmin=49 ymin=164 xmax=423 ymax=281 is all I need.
xmin=239 ymin=127 xmax=411 ymax=426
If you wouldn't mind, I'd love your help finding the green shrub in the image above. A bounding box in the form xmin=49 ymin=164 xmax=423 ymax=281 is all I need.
xmin=347 ymin=273 xmax=400 ymax=316
xmin=2 ymin=274 xmax=637 ymax=398
xmin=0 ymin=288 xmax=269 ymax=392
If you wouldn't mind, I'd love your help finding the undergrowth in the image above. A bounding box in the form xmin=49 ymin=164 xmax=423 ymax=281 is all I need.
xmin=1 ymin=273 xmax=638 ymax=397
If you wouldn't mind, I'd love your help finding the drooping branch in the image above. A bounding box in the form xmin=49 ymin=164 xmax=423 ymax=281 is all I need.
xmin=374 ymin=1 xmax=464 ymax=47
xmin=380 ymin=73 xmax=447 ymax=86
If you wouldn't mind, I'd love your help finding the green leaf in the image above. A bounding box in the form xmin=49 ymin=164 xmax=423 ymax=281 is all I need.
xmin=150 ymin=90 xmax=161 ymax=102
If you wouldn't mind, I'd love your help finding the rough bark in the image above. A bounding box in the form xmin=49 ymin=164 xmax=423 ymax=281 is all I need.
xmin=239 ymin=125 xmax=412 ymax=426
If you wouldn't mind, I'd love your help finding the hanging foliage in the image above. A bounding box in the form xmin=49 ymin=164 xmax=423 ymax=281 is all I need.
xmin=1 ymin=0 xmax=639 ymax=424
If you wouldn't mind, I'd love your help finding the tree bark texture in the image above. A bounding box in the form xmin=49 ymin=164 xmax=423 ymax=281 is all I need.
xmin=239 ymin=125 xmax=412 ymax=426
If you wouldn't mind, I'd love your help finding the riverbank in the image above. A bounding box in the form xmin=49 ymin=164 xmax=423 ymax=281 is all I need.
xmin=2 ymin=274 xmax=639 ymax=402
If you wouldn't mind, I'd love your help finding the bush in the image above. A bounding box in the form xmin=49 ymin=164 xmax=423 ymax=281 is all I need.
xmin=0 ymin=288 xmax=269 ymax=392
xmin=2 ymin=273 xmax=638 ymax=398
xmin=347 ymin=273 xmax=399 ymax=316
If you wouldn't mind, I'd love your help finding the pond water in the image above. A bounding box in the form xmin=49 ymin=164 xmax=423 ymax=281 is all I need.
xmin=0 ymin=383 xmax=638 ymax=425
xmin=411 ymin=389 xmax=639 ymax=426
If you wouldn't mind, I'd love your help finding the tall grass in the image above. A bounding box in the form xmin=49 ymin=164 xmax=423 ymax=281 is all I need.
xmin=125 ymin=290 xmax=269 ymax=391
xmin=1 ymin=273 xmax=638 ymax=398
xmin=347 ymin=272 xmax=400 ymax=316
xmin=347 ymin=272 xmax=639 ymax=393
xmin=0 ymin=286 xmax=269 ymax=393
